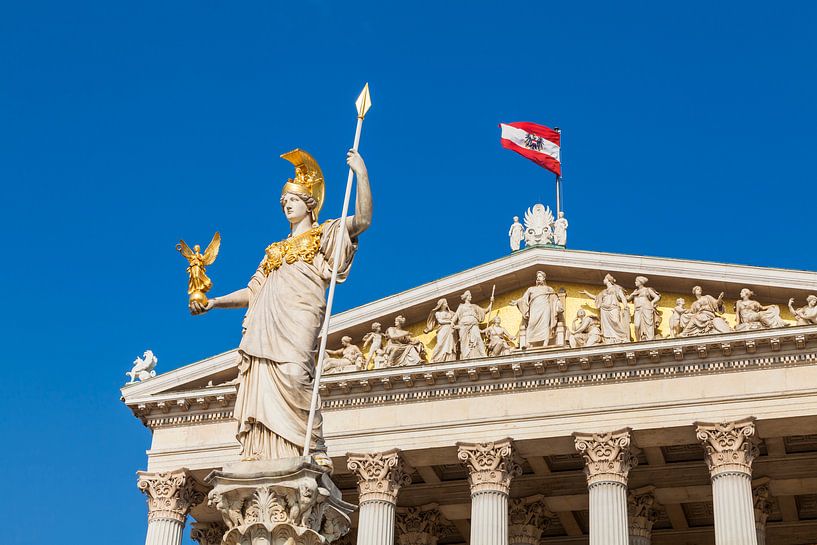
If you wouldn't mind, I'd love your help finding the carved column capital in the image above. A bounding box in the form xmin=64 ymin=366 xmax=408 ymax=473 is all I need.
xmin=508 ymin=495 xmax=556 ymax=544
xmin=457 ymin=438 xmax=523 ymax=495
xmin=190 ymin=521 xmax=227 ymax=545
xmin=346 ymin=449 xmax=413 ymax=504
xmin=396 ymin=503 xmax=443 ymax=545
xmin=137 ymin=469 xmax=207 ymax=523
xmin=573 ymin=428 xmax=639 ymax=486
xmin=628 ymin=486 xmax=660 ymax=540
xmin=753 ymin=477 xmax=773 ymax=531
xmin=695 ymin=417 xmax=759 ymax=478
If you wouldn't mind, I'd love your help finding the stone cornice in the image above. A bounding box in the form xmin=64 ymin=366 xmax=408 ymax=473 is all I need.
xmin=123 ymin=326 xmax=817 ymax=428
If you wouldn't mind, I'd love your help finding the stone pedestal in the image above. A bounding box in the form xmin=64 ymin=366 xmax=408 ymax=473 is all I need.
xmin=457 ymin=439 xmax=522 ymax=545
xmin=696 ymin=417 xmax=759 ymax=545
xmin=205 ymin=456 xmax=354 ymax=545
xmin=347 ymin=449 xmax=412 ymax=545
xmin=628 ymin=486 xmax=659 ymax=545
xmin=508 ymin=495 xmax=556 ymax=545
xmin=138 ymin=469 xmax=207 ymax=545
xmin=752 ymin=477 xmax=772 ymax=545
xmin=573 ymin=429 xmax=639 ymax=545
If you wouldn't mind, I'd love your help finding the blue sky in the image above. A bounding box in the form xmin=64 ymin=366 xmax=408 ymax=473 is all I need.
xmin=1 ymin=2 xmax=816 ymax=543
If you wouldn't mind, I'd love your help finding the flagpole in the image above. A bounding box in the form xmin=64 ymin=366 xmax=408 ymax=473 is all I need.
xmin=303 ymin=83 xmax=372 ymax=457
xmin=554 ymin=126 xmax=562 ymax=216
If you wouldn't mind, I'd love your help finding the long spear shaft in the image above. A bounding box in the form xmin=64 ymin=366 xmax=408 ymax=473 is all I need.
xmin=303 ymin=84 xmax=371 ymax=456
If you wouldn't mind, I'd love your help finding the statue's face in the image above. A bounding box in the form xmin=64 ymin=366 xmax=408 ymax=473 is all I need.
xmin=809 ymin=298 xmax=817 ymax=307
xmin=741 ymin=289 xmax=750 ymax=299
xmin=693 ymin=287 xmax=702 ymax=297
xmin=536 ymin=272 xmax=545 ymax=285
xmin=463 ymin=293 xmax=471 ymax=303
xmin=282 ymin=193 xmax=310 ymax=223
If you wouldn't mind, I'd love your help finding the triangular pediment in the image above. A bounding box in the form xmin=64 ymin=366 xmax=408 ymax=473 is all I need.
xmin=122 ymin=246 xmax=817 ymax=404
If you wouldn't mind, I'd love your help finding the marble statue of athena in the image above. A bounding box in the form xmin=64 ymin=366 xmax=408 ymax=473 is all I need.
xmin=189 ymin=148 xmax=372 ymax=466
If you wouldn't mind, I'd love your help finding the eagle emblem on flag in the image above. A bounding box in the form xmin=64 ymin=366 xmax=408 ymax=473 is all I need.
xmin=524 ymin=133 xmax=546 ymax=151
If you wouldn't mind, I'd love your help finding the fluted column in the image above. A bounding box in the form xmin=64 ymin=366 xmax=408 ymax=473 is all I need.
xmin=457 ymin=438 xmax=522 ymax=545
xmin=347 ymin=449 xmax=412 ymax=545
xmin=628 ymin=486 xmax=659 ymax=545
xmin=396 ymin=503 xmax=443 ymax=545
xmin=696 ymin=417 xmax=760 ymax=545
xmin=752 ymin=477 xmax=772 ymax=545
xmin=190 ymin=521 xmax=227 ymax=545
xmin=137 ymin=469 xmax=206 ymax=545
xmin=508 ymin=495 xmax=557 ymax=545
xmin=573 ymin=428 xmax=639 ymax=545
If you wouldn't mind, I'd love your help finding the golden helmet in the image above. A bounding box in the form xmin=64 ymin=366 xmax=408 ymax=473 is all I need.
xmin=280 ymin=149 xmax=325 ymax=222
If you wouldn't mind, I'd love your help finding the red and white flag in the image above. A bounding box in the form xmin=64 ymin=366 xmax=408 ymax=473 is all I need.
xmin=499 ymin=122 xmax=561 ymax=176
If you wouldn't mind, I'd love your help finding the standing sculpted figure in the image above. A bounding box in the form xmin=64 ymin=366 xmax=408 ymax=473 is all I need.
xmin=424 ymin=298 xmax=458 ymax=362
xmin=508 ymin=216 xmax=524 ymax=251
xmin=483 ymin=316 xmax=514 ymax=356
xmin=679 ymin=286 xmax=732 ymax=337
xmin=362 ymin=322 xmax=383 ymax=368
xmin=568 ymin=309 xmax=601 ymax=348
xmin=323 ymin=336 xmax=365 ymax=374
xmin=581 ymin=274 xmax=631 ymax=343
xmin=553 ymin=211 xmax=568 ymax=246
xmin=789 ymin=295 xmax=817 ymax=325
xmin=452 ymin=290 xmax=490 ymax=359
xmin=627 ymin=276 xmax=661 ymax=341
xmin=734 ymin=288 xmax=787 ymax=330
xmin=669 ymin=298 xmax=686 ymax=338
xmin=511 ymin=271 xmax=562 ymax=348
xmin=189 ymin=148 xmax=372 ymax=465
xmin=384 ymin=315 xmax=427 ymax=367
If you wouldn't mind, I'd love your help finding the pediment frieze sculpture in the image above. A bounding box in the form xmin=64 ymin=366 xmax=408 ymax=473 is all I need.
xmin=395 ymin=503 xmax=446 ymax=545
xmin=206 ymin=461 xmax=353 ymax=545
xmin=627 ymin=486 xmax=660 ymax=541
xmin=320 ymin=270 xmax=811 ymax=375
xmin=573 ymin=428 xmax=639 ymax=486
xmin=508 ymin=495 xmax=557 ymax=544
xmin=456 ymin=439 xmax=523 ymax=494
xmin=346 ymin=449 xmax=413 ymax=504
xmin=695 ymin=417 xmax=759 ymax=478
xmin=137 ymin=469 xmax=207 ymax=523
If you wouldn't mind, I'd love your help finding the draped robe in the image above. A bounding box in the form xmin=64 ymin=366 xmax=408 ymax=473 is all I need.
xmin=234 ymin=219 xmax=356 ymax=460
xmin=515 ymin=285 xmax=561 ymax=346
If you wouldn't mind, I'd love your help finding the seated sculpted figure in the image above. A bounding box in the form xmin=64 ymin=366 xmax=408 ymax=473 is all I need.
xmin=483 ymin=316 xmax=514 ymax=356
xmin=734 ymin=288 xmax=787 ymax=331
xmin=679 ymin=286 xmax=732 ymax=337
xmin=568 ymin=309 xmax=602 ymax=348
xmin=789 ymin=295 xmax=817 ymax=325
xmin=323 ymin=336 xmax=365 ymax=374
xmin=384 ymin=315 xmax=427 ymax=367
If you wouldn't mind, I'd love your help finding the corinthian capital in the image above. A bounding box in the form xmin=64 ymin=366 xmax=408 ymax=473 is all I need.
xmin=190 ymin=521 xmax=227 ymax=545
xmin=573 ymin=428 xmax=639 ymax=486
xmin=628 ymin=485 xmax=659 ymax=540
xmin=396 ymin=503 xmax=443 ymax=545
xmin=508 ymin=495 xmax=556 ymax=544
xmin=695 ymin=417 xmax=759 ymax=478
xmin=346 ymin=449 xmax=412 ymax=504
xmin=137 ymin=469 xmax=207 ymax=523
xmin=456 ymin=438 xmax=522 ymax=495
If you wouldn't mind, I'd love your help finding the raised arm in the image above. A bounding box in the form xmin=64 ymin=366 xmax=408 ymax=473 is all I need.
xmin=345 ymin=149 xmax=372 ymax=238
xmin=190 ymin=287 xmax=250 ymax=315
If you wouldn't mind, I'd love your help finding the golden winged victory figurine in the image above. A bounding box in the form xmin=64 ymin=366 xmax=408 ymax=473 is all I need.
xmin=176 ymin=232 xmax=221 ymax=307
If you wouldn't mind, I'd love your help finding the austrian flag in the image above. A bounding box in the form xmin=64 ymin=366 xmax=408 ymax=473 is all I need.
xmin=499 ymin=122 xmax=561 ymax=176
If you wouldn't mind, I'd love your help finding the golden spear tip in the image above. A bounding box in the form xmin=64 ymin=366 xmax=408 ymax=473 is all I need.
xmin=355 ymin=83 xmax=372 ymax=119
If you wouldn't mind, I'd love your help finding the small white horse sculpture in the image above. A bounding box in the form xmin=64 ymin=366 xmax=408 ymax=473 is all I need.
xmin=127 ymin=350 xmax=158 ymax=383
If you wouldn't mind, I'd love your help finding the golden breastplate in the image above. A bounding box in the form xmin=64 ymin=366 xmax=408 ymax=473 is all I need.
xmin=261 ymin=223 xmax=324 ymax=275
